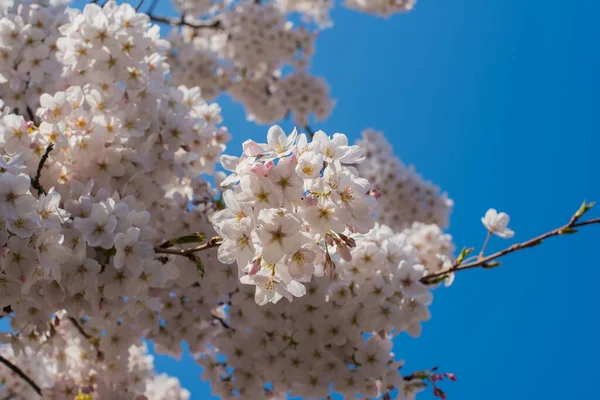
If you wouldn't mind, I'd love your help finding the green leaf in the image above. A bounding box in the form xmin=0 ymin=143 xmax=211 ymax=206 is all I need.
xmin=456 ymin=247 xmax=474 ymax=264
xmin=160 ymin=233 xmax=206 ymax=248
xmin=575 ymin=200 xmax=595 ymax=219
xmin=483 ymin=261 xmax=501 ymax=269
xmin=425 ymin=274 xmax=450 ymax=285
xmin=560 ymin=227 xmax=578 ymax=235
xmin=195 ymin=258 xmax=205 ymax=279
xmin=525 ymin=239 xmax=543 ymax=248
xmin=413 ymin=371 xmax=429 ymax=380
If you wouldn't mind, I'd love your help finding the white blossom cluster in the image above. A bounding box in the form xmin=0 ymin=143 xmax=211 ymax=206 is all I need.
xmin=168 ymin=1 xmax=333 ymax=126
xmin=195 ymin=126 xmax=456 ymax=398
xmin=344 ymin=0 xmax=416 ymax=17
xmin=172 ymin=0 xmax=227 ymax=17
xmin=195 ymin=222 xmax=449 ymax=399
xmin=0 ymin=0 xmax=68 ymax=113
xmin=274 ymin=0 xmax=334 ymax=28
xmin=0 ymin=312 xmax=190 ymax=399
xmin=356 ymin=129 xmax=454 ymax=232
xmin=0 ymin=1 xmax=464 ymax=399
xmin=166 ymin=0 xmax=416 ymax=125
xmin=213 ymin=126 xmax=377 ymax=305
xmin=0 ymin=1 xmax=231 ymax=397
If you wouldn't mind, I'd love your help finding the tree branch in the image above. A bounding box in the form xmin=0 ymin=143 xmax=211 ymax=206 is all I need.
xmin=304 ymin=125 xmax=315 ymax=139
xmin=211 ymin=312 xmax=232 ymax=330
xmin=154 ymin=235 xmax=223 ymax=258
xmin=31 ymin=143 xmax=54 ymax=196
xmin=421 ymin=213 xmax=600 ymax=285
xmin=0 ymin=355 xmax=42 ymax=396
xmin=68 ymin=317 xmax=93 ymax=341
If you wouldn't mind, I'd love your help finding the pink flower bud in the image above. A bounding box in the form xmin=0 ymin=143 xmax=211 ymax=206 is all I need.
xmin=367 ymin=189 xmax=382 ymax=199
xmin=242 ymin=140 xmax=263 ymax=157
xmin=23 ymin=120 xmax=34 ymax=129
xmin=445 ymin=373 xmax=456 ymax=382
xmin=247 ymin=258 xmax=261 ymax=275
xmin=324 ymin=254 xmax=336 ymax=278
xmin=19 ymin=275 xmax=26 ymax=283
xmin=325 ymin=233 xmax=335 ymax=247
xmin=264 ymin=160 xmax=275 ymax=170
xmin=337 ymin=242 xmax=353 ymax=262
xmin=433 ymin=388 xmax=446 ymax=400
xmin=250 ymin=163 xmax=268 ymax=177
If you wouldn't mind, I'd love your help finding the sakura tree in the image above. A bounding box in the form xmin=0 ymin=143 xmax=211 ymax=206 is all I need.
xmin=0 ymin=1 xmax=596 ymax=399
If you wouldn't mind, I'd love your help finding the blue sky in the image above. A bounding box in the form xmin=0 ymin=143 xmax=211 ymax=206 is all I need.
xmin=43 ymin=0 xmax=600 ymax=398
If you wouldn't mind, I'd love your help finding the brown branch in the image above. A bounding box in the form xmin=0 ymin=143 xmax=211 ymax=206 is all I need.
xmin=211 ymin=312 xmax=232 ymax=330
xmin=421 ymin=214 xmax=600 ymax=285
xmin=304 ymin=125 xmax=315 ymax=139
xmin=154 ymin=236 xmax=223 ymax=258
xmin=68 ymin=317 xmax=93 ymax=341
xmin=68 ymin=316 xmax=105 ymax=362
xmin=31 ymin=143 xmax=54 ymax=196
xmin=0 ymin=355 xmax=42 ymax=396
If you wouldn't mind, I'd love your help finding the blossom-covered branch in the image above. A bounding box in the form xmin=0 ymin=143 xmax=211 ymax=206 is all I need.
xmin=0 ymin=355 xmax=42 ymax=396
xmin=30 ymin=143 xmax=53 ymax=196
xmin=421 ymin=202 xmax=600 ymax=284
xmin=154 ymin=235 xmax=223 ymax=258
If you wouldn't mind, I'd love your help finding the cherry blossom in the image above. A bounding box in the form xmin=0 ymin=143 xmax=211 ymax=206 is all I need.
xmin=482 ymin=208 xmax=515 ymax=239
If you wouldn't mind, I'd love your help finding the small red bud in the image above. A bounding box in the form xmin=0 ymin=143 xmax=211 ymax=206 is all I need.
xmin=433 ymin=388 xmax=446 ymax=400
xmin=367 ymin=189 xmax=382 ymax=199
xmin=445 ymin=373 xmax=456 ymax=382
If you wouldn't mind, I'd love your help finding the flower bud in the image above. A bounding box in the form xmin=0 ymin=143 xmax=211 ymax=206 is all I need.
xmin=247 ymin=257 xmax=261 ymax=275
xmin=367 ymin=189 xmax=382 ymax=199
xmin=337 ymin=242 xmax=352 ymax=262
xmin=250 ymin=163 xmax=268 ymax=177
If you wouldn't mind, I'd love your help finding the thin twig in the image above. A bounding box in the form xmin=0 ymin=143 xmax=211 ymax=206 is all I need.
xmin=154 ymin=236 xmax=223 ymax=257
xmin=25 ymin=106 xmax=35 ymax=122
xmin=421 ymin=216 xmax=600 ymax=284
xmin=478 ymin=231 xmax=491 ymax=258
xmin=304 ymin=125 xmax=315 ymax=139
xmin=0 ymin=355 xmax=42 ymax=396
xmin=211 ymin=313 xmax=232 ymax=330
xmin=68 ymin=317 xmax=92 ymax=341
xmin=135 ymin=0 xmax=146 ymax=11
xmin=31 ymin=143 xmax=54 ymax=196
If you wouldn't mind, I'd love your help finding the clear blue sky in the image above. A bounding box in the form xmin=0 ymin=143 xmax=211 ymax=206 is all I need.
xmin=52 ymin=0 xmax=600 ymax=398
